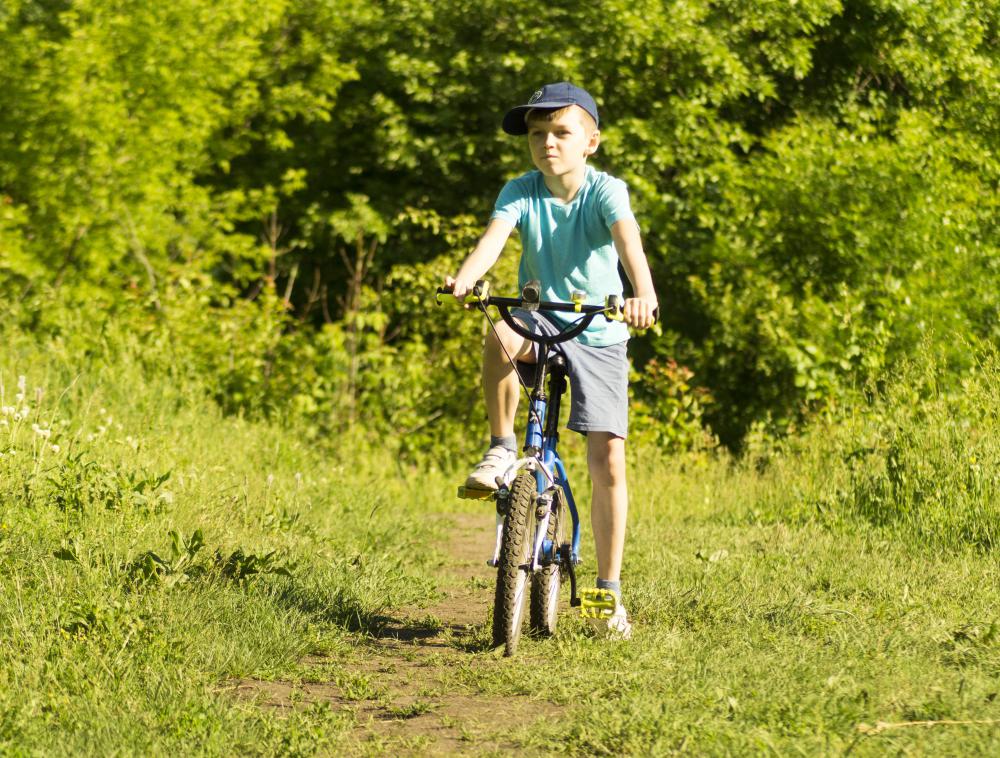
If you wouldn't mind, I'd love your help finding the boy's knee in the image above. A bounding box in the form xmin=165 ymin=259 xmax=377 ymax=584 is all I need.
xmin=485 ymin=323 xmax=531 ymax=362
xmin=587 ymin=433 xmax=626 ymax=487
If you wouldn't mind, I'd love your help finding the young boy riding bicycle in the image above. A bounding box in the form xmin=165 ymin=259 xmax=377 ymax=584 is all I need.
xmin=445 ymin=82 xmax=657 ymax=639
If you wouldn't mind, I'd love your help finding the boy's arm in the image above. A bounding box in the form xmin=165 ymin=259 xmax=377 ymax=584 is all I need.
xmin=445 ymin=218 xmax=514 ymax=299
xmin=611 ymin=220 xmax=658 ymax=329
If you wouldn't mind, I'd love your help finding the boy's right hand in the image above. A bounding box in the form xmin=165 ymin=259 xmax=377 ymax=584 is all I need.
xmin=444 ymin=275 xmax=474 ymax=301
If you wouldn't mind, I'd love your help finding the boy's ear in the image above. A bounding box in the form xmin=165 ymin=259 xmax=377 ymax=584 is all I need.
xmin=586 ymin=129 xmax=601 ymax=156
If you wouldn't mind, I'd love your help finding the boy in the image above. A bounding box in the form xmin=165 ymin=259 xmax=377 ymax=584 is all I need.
xmin=445 ymin=82 xmax=657 ymax=638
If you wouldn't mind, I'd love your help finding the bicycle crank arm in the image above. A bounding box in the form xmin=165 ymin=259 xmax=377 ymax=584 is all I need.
xmin=558 ymin=543 xmax=580 ymax=607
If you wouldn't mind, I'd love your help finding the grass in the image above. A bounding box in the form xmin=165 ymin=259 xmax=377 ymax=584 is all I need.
xmin=5 ymin=334 xmax=1000 ymax=755
xmin=0 ymin=351 xmax=447 ymax=755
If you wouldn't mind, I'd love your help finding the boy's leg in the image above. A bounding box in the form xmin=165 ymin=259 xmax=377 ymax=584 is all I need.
xmin=583 ymin=431 xmax=631 ymax=638
xmin=587 ymin=431 xmax=628 ymax=582
xmin=482 ymin=319 xmax=535 ymax=438
xmin=465 ymin=319 xmax=535 ymax=490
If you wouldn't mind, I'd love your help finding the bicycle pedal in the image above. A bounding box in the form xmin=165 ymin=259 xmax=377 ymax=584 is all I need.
xmin=579 ymin=588 xmax=619 ymax=619
xmin=457 ymin=485 xmax=495 ymax=500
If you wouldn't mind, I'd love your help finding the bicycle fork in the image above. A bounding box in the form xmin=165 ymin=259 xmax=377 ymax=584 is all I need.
xmin=486 ymin=344 xmax=583 ymax=606
xmin=487 ymin=460 xmax=583 ymax=607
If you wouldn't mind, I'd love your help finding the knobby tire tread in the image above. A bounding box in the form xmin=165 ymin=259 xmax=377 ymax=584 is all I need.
xmin=492 ymin=472 xmax=534 ymax=656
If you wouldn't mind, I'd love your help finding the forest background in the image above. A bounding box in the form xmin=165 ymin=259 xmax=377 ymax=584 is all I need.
xmin=3 ymin=0 xmax=997 ymax=458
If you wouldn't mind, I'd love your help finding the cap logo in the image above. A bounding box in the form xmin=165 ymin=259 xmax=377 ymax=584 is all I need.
xmin=528 ymin=89 xmax=543 ymax=104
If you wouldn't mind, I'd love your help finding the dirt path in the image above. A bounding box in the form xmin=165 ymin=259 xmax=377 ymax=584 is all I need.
xmin=234 ymin=511 xmax=561 ymax=755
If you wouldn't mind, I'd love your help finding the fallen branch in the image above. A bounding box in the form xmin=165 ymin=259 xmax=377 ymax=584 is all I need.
xmin=858 ymin=718 xmax=1000 ymax=735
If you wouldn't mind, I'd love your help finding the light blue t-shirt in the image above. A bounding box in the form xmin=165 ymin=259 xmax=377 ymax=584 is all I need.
xmin=490 ymin=166 xmax=635 ymax=346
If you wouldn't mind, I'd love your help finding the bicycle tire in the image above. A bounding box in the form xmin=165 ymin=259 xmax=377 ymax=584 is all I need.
xmin=492 ymin=471 xmax=535 ymax=656
xmin=529 ymin=487 xmax=563 ymax=636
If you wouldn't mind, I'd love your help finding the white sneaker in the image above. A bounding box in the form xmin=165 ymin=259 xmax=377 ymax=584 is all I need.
xmin=580 ymin=588 xmax=633 ymax=640
xmin=464 ymin=445 xmax=516 ymax=491
xmin=592 ymin=605 xmax=633 ymax=640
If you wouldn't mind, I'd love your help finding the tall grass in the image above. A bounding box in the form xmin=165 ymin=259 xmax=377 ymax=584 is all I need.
xmin=4 ymin=307 xmax=1000 ymax=754
xmin=0 ymin=331 xmax=446 ymax=754
xmin=723 ymin=349 xmax=1000 ymax=551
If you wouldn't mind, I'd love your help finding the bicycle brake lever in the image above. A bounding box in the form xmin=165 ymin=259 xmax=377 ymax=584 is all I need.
xmin=465 ymin=279 xmax=490 ymax=307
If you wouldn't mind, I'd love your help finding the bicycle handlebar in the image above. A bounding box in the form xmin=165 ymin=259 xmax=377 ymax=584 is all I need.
xmin=436 ymin=279 xmax=657 ymax=347
xmin=435 ymin=280 xmax=625 ymax=321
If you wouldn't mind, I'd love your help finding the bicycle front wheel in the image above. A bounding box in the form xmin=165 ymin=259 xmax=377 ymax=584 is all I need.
xmin=492 ymin=471 xmax=535 ymax=656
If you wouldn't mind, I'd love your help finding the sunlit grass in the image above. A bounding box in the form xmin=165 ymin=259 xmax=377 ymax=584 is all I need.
xmin=5 ymin=337 xmax=1000 ymax=754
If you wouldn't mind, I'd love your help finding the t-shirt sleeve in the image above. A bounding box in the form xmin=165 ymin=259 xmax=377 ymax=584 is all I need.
xmin=490 ymin=179 xmax=525 ymax=228
xmin=598 ymin=177 xmax=637 ymax=229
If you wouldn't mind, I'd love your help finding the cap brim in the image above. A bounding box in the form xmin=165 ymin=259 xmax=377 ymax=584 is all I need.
xmin=501 ymin=100 xmax=575 ymax=135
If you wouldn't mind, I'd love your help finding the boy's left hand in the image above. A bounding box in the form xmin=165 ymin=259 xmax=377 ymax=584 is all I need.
xmin=623 ymin=297 xmax=657 ymax=329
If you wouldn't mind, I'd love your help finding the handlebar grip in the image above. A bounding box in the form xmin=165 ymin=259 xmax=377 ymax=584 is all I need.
xmin=434 ymin=284 xmax=453 ymax=305
xmin=435 ymin=281 xmax=489 ymax=306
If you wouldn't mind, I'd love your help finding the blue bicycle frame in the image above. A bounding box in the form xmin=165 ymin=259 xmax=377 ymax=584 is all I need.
xmin=524 ymin=363 xmax=581 ymax=564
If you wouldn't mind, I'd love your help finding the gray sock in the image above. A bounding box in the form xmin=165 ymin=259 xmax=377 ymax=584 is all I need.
xmin=596 ymin=578 xmax=621 ymax=597
xmin=490 ymin=435 xmax=517 ymax=453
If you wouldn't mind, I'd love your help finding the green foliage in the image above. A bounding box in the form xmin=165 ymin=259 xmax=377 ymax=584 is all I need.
xmin=1 ymin=0 xmax=998 ymax=449
xmin=630 ymin=359 xmax=717 ymax=453
xmin=734 ymin=343 xmax=1000 ymax=553
xmin=843 ymin=354 xmax=1000 ymax=549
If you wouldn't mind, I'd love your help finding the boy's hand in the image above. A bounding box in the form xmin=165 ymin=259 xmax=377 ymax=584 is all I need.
xmin=444 ymin=275 xmax=475 ymax=302
xmin=623 ymin=297 xmax=657 ymax=329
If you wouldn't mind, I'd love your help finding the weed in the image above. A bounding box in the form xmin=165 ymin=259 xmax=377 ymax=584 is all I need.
xmin=384 ymin=700 xmax=437 ymax=719
xmin=336 ymin=672 xmax=380 ymax=701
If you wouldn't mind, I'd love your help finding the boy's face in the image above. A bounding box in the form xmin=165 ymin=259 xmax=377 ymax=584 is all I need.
xmin=526 ymin=106 xmax=600 ymax=180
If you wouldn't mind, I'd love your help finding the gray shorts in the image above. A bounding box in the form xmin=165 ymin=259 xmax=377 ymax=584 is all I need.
xmin=512 ymin=309 xmax=629 ymax=439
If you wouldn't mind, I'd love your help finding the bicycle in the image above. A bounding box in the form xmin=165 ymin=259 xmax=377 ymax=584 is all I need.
xmin=437 ymin=279 xmax=628 ymax=656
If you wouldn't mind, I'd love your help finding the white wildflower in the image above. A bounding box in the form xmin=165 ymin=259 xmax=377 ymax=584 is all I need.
xmin=16 ymin=376 xmax=25 ymax=392
xmin=267 ymin=474 xmax=275 ymax=486
xmin=50 ymin=444 xmax=60 ymax=453
xmin=14 ymin=393 xmax=24 ymax=404
xmin=1 ymin=406 xmax=13 ymax=416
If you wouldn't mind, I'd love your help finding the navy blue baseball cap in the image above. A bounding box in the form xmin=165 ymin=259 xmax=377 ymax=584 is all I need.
xmin=501 ymin=82 xmax=600 ymax=135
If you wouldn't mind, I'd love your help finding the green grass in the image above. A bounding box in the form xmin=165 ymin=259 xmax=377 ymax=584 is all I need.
xmin=5 ymin=337 xmax=1000 ymax=755
xmin=0 ymin=353 xmax=448 ymax=755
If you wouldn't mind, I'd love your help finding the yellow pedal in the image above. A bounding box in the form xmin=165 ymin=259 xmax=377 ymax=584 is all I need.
xmin=579 ymin=588 xmax=619 ymax=619
xmin=457 ymin=485 xmax=495 ymax=500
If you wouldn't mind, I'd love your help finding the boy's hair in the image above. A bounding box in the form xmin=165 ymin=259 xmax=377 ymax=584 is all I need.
xmin=525 ymin=105 xmax=598 ymax=134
